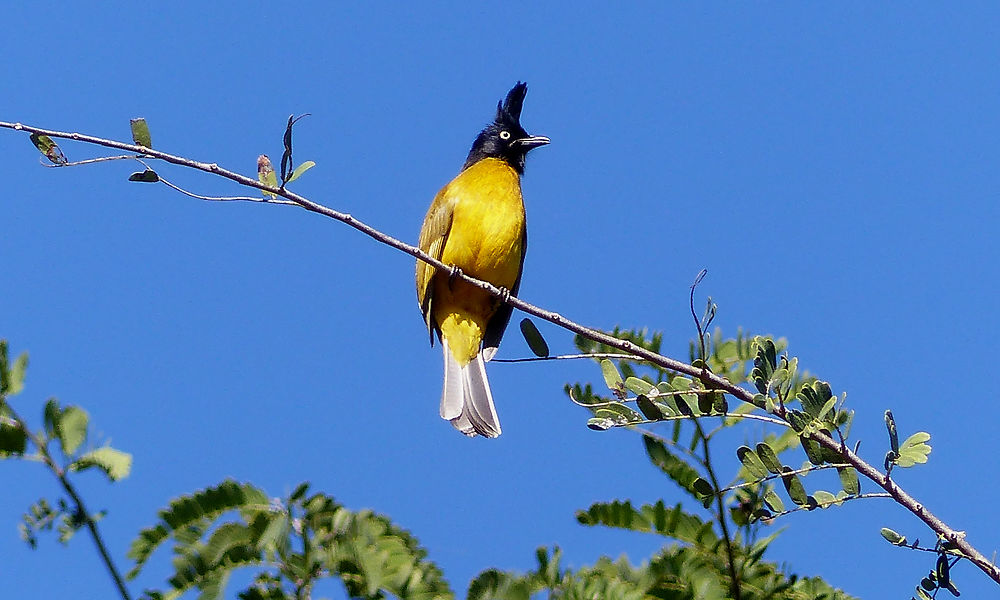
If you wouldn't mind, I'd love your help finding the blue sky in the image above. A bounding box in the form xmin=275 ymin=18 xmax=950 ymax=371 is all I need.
xmin=3 ymin=3 xmax=999 ymax=598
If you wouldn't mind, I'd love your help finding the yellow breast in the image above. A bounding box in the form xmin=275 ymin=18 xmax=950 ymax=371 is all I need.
xmin=439 ymin=158 xmax=525 ymax=287
xmin=431 ymin=158 xmax=526 ymax=364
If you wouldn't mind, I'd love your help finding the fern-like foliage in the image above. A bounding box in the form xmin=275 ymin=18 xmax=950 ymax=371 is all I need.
xmin=469 ymin=544 xmax=855 ymax=600
xmin=128 ymin=480 xmax=452 ymax=600
xmin=559 ymin=328 xmax=860 ymax=599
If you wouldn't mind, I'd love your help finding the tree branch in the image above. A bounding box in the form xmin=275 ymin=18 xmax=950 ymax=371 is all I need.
xmin=4 ymin=402 xmax=132 ymax=600
xmin=694 ymin=417 xmax=742 ymax=600
xmin=3 ymin=119 xmax=997 ymax=585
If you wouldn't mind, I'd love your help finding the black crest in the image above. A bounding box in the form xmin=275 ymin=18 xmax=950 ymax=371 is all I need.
xmin=462 ymin=82 xmax=549 ymax=174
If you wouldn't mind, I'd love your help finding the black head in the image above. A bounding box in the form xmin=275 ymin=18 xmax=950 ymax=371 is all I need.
xmin=462 ymin=82 xmax=550 ymax=174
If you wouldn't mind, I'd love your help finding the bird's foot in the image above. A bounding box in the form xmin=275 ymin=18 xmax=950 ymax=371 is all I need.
xmin=447 ymin=265 xmax=464 ymax=290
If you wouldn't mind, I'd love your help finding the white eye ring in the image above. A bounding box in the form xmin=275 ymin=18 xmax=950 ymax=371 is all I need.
xmin=499 ymin=130 xmax=511 ymax=140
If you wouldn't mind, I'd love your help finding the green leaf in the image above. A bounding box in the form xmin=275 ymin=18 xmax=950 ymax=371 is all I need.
xmin=69 ymin=446 xmax=132 ymax=481
xmin=818 ymin=396 xmax=837 ymax=421
xmin=635 ymin=395 xmax=662 ymax=420
xmin=600 ymin=359 xmax=623 ymax=392
xmin=880 ymin=527 xmax=906 ymax=546
xmin=711 ymin=392 xmax=728 ymax=415
xmin=751 ymin=338 xmax=777 ymax=394
xmin=838 ymin=466 xmax=860 ymax=495
xmin=696 ymin=393 xmax=714 ymax=414
xmin=885 ymin=410 xmax=899 ymax=453
xmin=202 ymin=521 xmax=255 ymax=565
xmin=624 ymin=376 xmax=654 ymax=396
xmin=780 ymin=467 xmax=809 ymax=505
xmin=762 ymin=488 xmax=784 ymax=512
xmin=596 ymin=403 xmax=642 ymax=424
xmin=285 ymin=160 xmax=315 ymax=183
xmin=936 ymin=553 xmax=950 ymax=588
xmin=289 ymin=482 xmax=309 ymax=502
xmin=800 ymin=434 xmax=826 ymax=466
xmin=519 ymin=318 xmax=549 ymax=358
xmin=754 ymin=442 xmax=783 ymax=474
xmin=736 ymin=446 xmax=768 ymax=480
xmin=29 ymin=133 xmax=68 ymax=165
xmin=691 ymin=477 xmax=714 ymax=499
xmin=128 ymin=169 xmax=159 ymax=182
xmin=10 ymin=352 xmax=28 ymax=396
xmin=586 ymin=417 xmax=614 ymax=431
xmin=643 ymin=436 xmax=704 ymax=501
xmin=1 ymin=345 xmax=29 ymax=397
xmin=56 ymin=406 xmax=88 ymax=455
xmin=798 ymin=380 xmax=833 ymax=418
xmin=468 ymin=568 xmax=533 ymax=600
xmin=43 ymin=398 xmax=60 ymax=438
xmin=255 ymin=512 xmax=289 ymax=554
xmin=0 ymin=420 xmax=27 ymax=454
xmin=127 ymin=480 xmax=269 ymax=579
xmin=786 ymin=410 xmax=809 ymax=433
xmin=130 ymin=118 xmax=152 ymax=148
xmin=812 ymin=490 xmax=837 ymax=507
xmin=576 ymin=499 xmax=718 ymax=547
xmin=896 ymin=431 xmax=932 ymax=467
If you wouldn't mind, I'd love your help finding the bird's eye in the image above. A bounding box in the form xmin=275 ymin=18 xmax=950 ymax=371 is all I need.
xmin=499 ymin=130 xmax=511 ymax=140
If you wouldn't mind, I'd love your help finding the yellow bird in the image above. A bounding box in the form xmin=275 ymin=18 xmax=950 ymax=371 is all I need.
xmin=416 ymin=82 xmax=549 ymax=438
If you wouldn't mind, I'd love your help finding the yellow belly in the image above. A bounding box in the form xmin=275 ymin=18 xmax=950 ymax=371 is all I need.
xmin=433 ymin=159 xmax=525 ymax=365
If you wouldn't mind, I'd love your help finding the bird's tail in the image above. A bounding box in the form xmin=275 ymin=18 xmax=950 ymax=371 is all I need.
xmin=439 ymin=339 xmax=501 ymax=438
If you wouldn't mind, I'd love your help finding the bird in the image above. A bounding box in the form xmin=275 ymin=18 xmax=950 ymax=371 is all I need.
xmin=416 ymin=82 xmax=549 ymax=438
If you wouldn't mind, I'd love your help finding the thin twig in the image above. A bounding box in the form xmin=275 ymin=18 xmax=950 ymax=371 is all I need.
xmin=569 ymin=389 xmax=789 ymax=428
xmin=492 ymin=352 xmax=641 ymax=363
xmin=3 ymin=402 xmax=132 ymax=600
xmin=3 ymin=120 xmax=997 ymax=585
xmin=720 ymin=463 xmax=852 ymax=493
xmin=694 ymin=417 xmax=742 ymax=600
xmin=762 ymin=493 xmax=891 ymax=520
xmin=132 ymin=159 xmax=300 ymax=205
xmin=41 ymin=154 xmax=141 ymax=167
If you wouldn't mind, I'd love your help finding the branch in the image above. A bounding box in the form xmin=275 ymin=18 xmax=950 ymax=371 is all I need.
xmin=694 ymin=417 xmax=742 ymax=600
xmin=3 ymin=120 xmax=997 ymax=585
xmin=4 ymin=402 xmax=132 ymax=600
xmin=720 ymin=463 xmax=851 ymax=493
xmin=492 ymin=352 xmax=641 ymax=363
xmin=763 ymin=492 xmax=891 ymax=520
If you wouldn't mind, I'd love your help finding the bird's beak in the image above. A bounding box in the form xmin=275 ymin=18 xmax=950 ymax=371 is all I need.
xmin=513 ymin=135 xmax=551 ymax=149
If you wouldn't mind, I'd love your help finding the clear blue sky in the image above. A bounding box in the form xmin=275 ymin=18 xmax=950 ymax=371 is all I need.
xmin=3 ymin=4 xmax=998 ymax=598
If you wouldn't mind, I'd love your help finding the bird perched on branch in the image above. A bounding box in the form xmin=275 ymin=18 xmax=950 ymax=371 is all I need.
xmin=416 ymin=82 xmax=549 ymax=438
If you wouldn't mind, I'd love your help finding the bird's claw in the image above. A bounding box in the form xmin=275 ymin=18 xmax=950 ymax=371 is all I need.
xmin=447 ymin=265 xmax=464 ymax=290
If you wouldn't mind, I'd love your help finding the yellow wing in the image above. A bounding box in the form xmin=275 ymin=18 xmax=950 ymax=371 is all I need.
xmin=416 ymin=186 xmax=456 ymax=345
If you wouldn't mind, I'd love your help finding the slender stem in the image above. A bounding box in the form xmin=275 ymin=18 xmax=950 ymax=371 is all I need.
xmin=4 ymin=402 xmax=132 ymax=600
xmin=492 ymin=352 xmax=641 ymax=363
xmin=3 ymin=120 xmax=997 ymax=585
xmin=721 ymin=463 xmax=852 ymax=493
xmin=295 ymin=507 xmax=313 ymax=600
xmin=763 ymin=492 xmax=891 ymax=520
xmin=40 ymin=153 xmax=141 ymax=167
xmin=694 ymin=417 xmax=741 ymax=600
